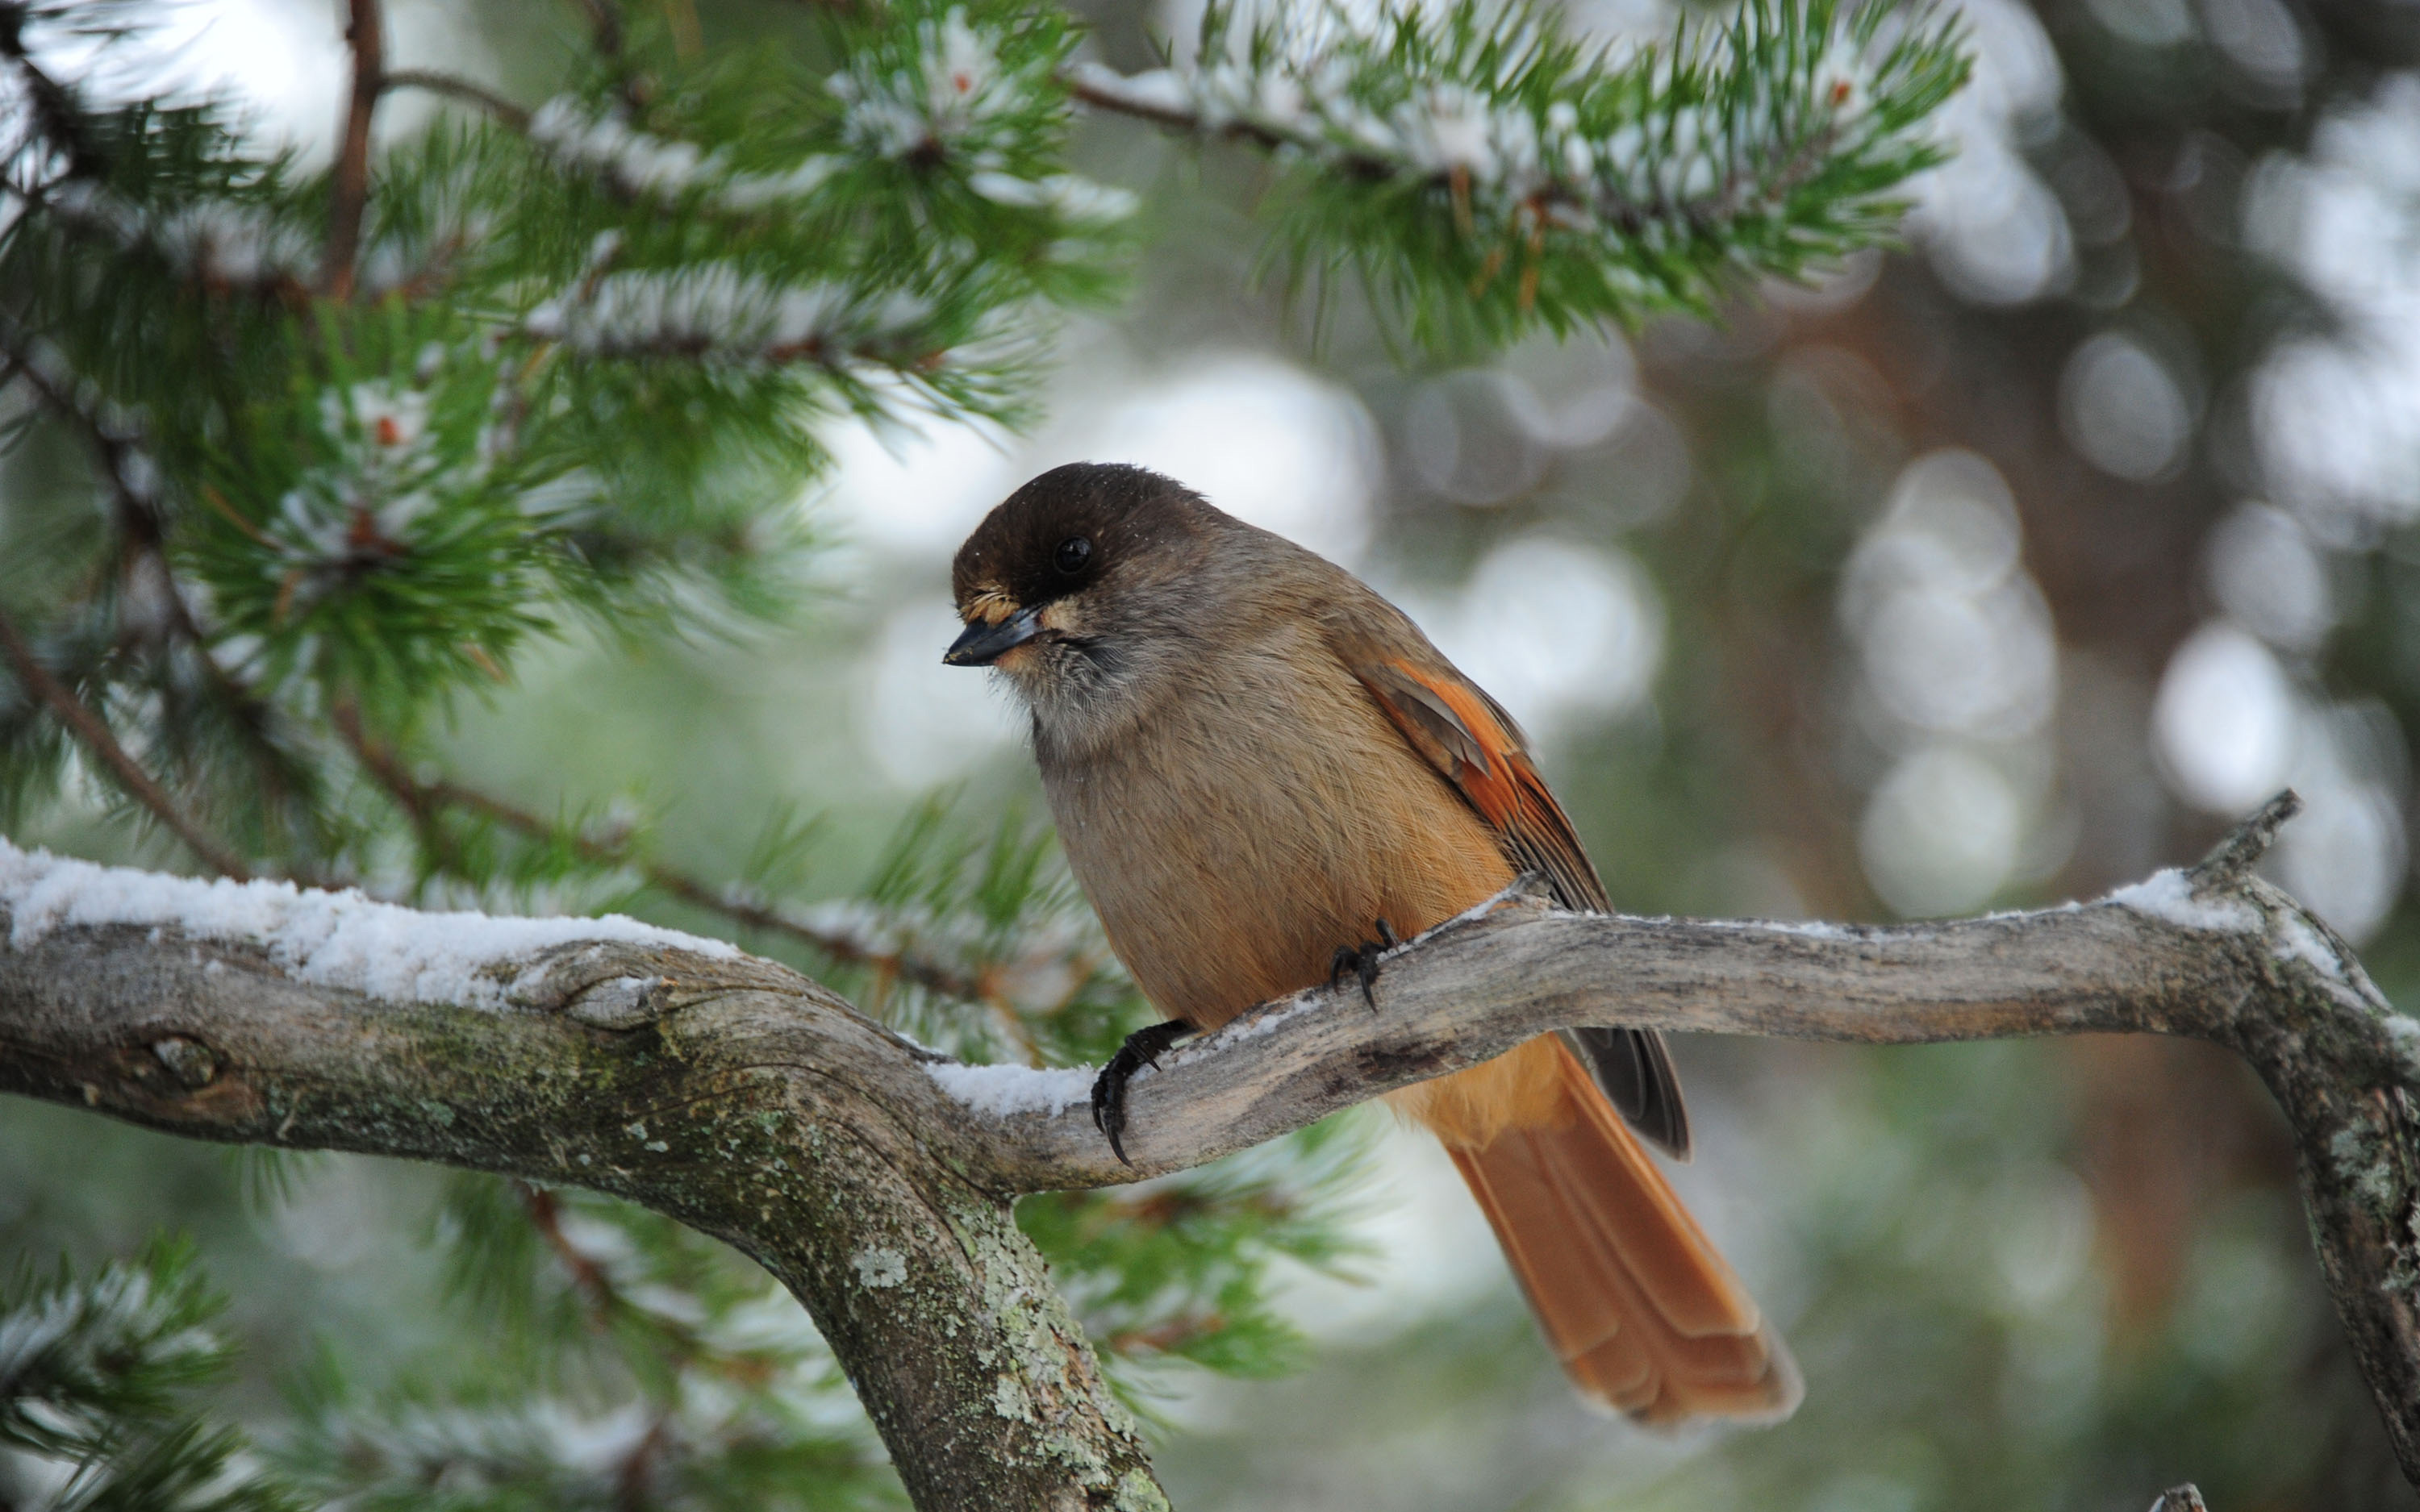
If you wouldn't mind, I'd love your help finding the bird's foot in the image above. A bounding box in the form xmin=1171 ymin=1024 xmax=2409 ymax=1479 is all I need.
xmin=1328 ymin=918 xmax=1400 ymax=1012
xmin=1091 ymin=1019 xmax=1194 ymax=1168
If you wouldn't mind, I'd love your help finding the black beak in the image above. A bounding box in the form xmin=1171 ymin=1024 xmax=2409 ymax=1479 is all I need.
xmin=944 ymin=606 xmax=1044 ymax=667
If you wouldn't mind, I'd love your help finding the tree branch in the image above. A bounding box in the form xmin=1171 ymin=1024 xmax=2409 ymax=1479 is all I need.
xmin=0 ymin=607 xmax=252 ymax=881
xmin=1059 ymin=61 xmax=1844 ymax=237
xmin=0 ymin=843 xmax=1157 ymax=1510
xmin=5 ymin=793 xmax=2419 ymax=1497
xmin=321 ymin=0 xmax=385 ymax=299
xmin=380 ymin=69 xmax=531 ymax=131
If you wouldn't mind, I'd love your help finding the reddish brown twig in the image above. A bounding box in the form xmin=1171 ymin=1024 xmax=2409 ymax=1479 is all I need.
xmin=0 ymin=603 xmax=252 ymax=881
xmin=321 ymin=0 xmax=385 ymax=298
xmin=381 ymin=69 xmax=531 ymax=131
xmin=514 ymin=1181 xmax=617 ymax=1319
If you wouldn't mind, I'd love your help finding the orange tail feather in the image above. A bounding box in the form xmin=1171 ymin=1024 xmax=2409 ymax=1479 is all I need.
xmin=1438 ymin=1040 xmax=1802 ymax=1426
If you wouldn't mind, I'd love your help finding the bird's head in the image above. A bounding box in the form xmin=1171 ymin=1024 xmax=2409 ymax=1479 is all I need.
xmin=946 ymin=463 xmax=1241 ymax=743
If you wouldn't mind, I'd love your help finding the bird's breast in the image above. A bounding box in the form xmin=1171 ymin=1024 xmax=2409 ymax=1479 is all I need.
xmin=1040 ymin=631 xmax=1514 ymax=1030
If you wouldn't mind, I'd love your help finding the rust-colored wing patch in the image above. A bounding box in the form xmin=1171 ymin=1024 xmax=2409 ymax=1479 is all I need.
xmin=1350 ymin=656 xmax=1608 ymax=913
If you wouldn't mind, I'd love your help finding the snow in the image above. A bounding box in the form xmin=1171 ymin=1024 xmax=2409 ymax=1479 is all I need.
xmin=830 ymin=5 xmax=1025 ymax=159
xmin=1065 ymin=3 xmax=1895 ymax=247
xmin=529 ymin=98 xmax=716 ymax=198
xmin=1066 ymin=62 xmax=1192 ymax=116
xmin=528 ymin=97 xmax=844 ymax=215
xmin=1692 ymin=916 xmax=1863 ymax=940
xmin=922 ymin=1060 xmax=1095 ymax=1118
xmin=2383 ymin=1014 xmax=2420 ymax=1084
xmin=719 ymin=158 xmax=845 ymax=210
xmin=2105 ymin=868 xmax=2262 ymax=933
xmin=47 ymin=181 xmax=314 ymax=285
xmin=2270 ymin=911 xmax=2344 ymax=980
xmin=525 ymin=267 xmax=933 ymax=360
xmin=1216 ymin=991 xmax=1321 ymax=1042
xmin=0 ymin=839 xmax=736 ymax=1010
xmin=966 ymin=171 xmax=1137 ymax=223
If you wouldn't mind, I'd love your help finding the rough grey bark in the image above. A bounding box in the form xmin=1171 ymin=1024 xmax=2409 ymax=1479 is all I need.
xmin=0 ymin=935 xmax=1163 ymax=1511
xmin=4 ymin=791 xmax=2419 ymax=1498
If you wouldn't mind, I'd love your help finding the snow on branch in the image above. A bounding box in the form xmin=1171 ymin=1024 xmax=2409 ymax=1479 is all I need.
xmin=528 ymin=97 xmax=845 ymax=214
xmin=40 ymin=180 xmax=314 ymax=293
xmin=0 ymin=314 xmax=169 ymax=518
xmin=0 ymin=836 xmax=733 ymax=1010
xmin=524 ymin=263 xmax=938 ymax=365
xmin=524 ymin=9 xmax=1130 ymax=228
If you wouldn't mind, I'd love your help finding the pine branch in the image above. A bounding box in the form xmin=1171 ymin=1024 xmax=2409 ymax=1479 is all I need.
xmin=0 ymin=1240 xmax=304 ymax=1510
xmin=322 ymin=0 xmax=386 ymax=298
xmin=0 ymin=2 xmax=103 ymax=177
xmin=0 ymin=315 xmax=163 ymax=542
xmin=509 ymin=1180 xmax=803 ymax=1384
xmin=18 ymin=174 xmax=315 ymax=303
xmin=0 ymin=604 xmax=252 ymax=881
xmin=332 ymin=705 xmax=1041 ymax=1052
xmin=1068 ymin=0 xmax=1969 ymax=337
xmin=0 ymin=1241 xmax=227 ymax=1454
xmin=519 ymin=265 xmax=950 ymax=371
xmin=0 ymin=323 xmax=324 ymax=865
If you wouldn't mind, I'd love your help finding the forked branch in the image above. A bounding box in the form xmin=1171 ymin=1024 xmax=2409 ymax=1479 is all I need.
xmin=2 ymin=792 xmax=2417 ymax=1504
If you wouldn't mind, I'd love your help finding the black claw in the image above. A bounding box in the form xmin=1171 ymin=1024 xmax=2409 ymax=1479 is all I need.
xmin=1091 ymin=1019 xmax=1193 ymax=1167
xmin=1329 ymin=918 xmax=1400 ymax=1012
xmin=1328 ymin=945 xmax=1361 ymax=990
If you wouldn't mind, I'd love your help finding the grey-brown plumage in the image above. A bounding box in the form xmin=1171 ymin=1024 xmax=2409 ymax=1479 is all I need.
xmin=949 ymin=461 xmax=1799 ymax=1424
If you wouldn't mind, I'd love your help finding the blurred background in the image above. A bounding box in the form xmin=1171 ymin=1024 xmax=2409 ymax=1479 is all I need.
xmin=7 ymin=0 xmax=2420 ymax=1505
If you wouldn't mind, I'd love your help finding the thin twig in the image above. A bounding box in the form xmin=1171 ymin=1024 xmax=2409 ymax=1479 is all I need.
xmin=0 ymin=603 xmax=251 ymax=881
xmin=660 ymin=0 xmax=703 ymax=60
xmin=381 ymin=69 xmax=531 ymax=131
xmin=514 ymin=1181 xmax=616 ymax=1319
xmin=512 ymin=1178 xmax=781 ymax=1389
xmin=0 ymin=327 xmax=317 ymax=847
xmin=321 ymin=0 xmax=386 ymax=299
xmin=2197 ymin=790 xmax=2301 ymax=886
xmin=1059 ymin=66 xmax=1296 ymax=152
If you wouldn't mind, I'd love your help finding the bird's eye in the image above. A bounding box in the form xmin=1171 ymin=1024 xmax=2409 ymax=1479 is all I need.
xmin=1054 ymin=536 xmax=1092 ymax=574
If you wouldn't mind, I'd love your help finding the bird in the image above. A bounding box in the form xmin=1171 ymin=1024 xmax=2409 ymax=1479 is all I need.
xmin=944 ymin=460 xmax=1800 ymax=1427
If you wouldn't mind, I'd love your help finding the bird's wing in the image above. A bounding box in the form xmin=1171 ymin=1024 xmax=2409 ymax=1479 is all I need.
xmin=1337 ymin=641 xmax=1691 ymax=1158
xmin=1346 ymin=654 xmax=1611 ymax=912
